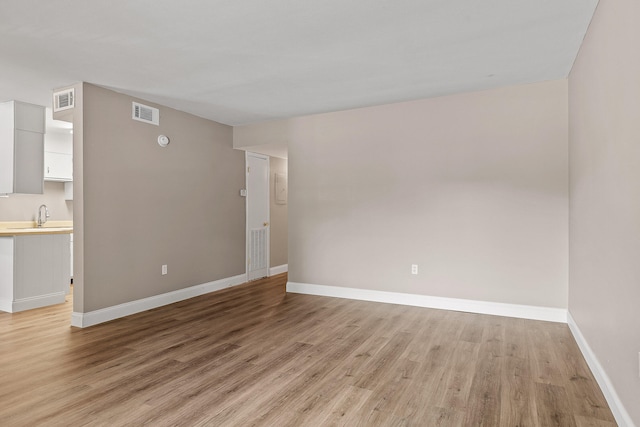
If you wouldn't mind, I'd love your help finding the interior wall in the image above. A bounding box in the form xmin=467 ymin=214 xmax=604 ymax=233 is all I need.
xmin=0 ymin=181 xmax=72 ymax=221
xmin=287 ymin=80 xmax=569 ymax=308
xmin=234 ymin=121 xmax=289 ymax=159
xmin=568 ymin=0 xmax=640 ymax=424
xmin=269 ymin=156 xmax=288 ymax=268
xmin=81 ymin=84 xmax=246 ymax=312
xmin=57 ymin=83 xmax=84 ymax=312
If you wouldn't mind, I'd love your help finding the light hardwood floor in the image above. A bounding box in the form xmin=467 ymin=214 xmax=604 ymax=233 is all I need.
xmin=0 ymin=273 xmax=615 ymax=426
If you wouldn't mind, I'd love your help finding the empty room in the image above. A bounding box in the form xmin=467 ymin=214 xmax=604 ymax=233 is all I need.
xmin=0 ymin=1 xmax=638 ymax=426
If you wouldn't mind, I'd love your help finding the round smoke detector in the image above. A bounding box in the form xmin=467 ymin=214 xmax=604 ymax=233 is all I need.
xmin=157 ymin=135 xmax=170 ymax=147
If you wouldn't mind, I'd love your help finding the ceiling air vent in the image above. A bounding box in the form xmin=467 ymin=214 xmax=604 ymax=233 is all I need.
xmin=132 ymin=102 xmax=159 ymax=126
xmin=53 ymin=88 xmax=75 ymax=112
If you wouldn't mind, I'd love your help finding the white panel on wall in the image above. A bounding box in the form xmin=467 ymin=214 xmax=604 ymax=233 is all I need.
xmin=275 ymin=173 xmax=287 ymax=205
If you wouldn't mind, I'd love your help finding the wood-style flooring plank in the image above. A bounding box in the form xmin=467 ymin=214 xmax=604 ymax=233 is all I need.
xmin=0 ymin=273 xmax=616 ymax=426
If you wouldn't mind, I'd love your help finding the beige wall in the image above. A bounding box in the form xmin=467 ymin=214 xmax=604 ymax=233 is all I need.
xmin=57 ymin=83 xmax=85 ymax=311
xmin=569 ymin=0 xmax=640 ymax=424
xmin=0 ymin=181 xmax=72 ymax=221
xmin=80 ymin=84 xmax=245 ymax=312
xmin=286 ymin=80 xmax=569 ymax=308
xmin=269 ymin=156 xmax=288 ymax=268
xmin=234 ymin=121 xmax=289 ymax=159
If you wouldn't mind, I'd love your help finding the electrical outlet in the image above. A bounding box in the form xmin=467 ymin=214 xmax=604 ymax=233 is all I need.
xmin=411 ymin=264 xmax=418 ymax=275
xmin=162 ymin=264 xmax=168 ymax=275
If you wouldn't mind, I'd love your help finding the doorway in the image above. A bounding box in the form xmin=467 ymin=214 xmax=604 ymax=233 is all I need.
xmin=246 ymin=152 xmax=270 ymax=280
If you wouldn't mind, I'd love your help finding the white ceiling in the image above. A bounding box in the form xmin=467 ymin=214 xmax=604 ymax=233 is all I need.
xmin=0 ymin=1 xmax=598 ymax=127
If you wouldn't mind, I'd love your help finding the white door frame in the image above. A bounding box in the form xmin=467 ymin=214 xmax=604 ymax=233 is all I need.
xmin=245 ymin=152 xmax=270 ymax=280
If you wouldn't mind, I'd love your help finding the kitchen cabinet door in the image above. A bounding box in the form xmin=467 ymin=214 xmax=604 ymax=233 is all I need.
xmin=0 ymin=234 xmax=69 ymax=313
xmin=0 ymin=101 xmax=45 ymax=194
xmin=14 ymin=130 xmax=44 ymax=193
xmin=44 ymin=152 xmax=73 ymax=181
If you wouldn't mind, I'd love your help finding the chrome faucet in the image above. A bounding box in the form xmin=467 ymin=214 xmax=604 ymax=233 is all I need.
xmin=37 ymin=204 xmax=49 ymax=227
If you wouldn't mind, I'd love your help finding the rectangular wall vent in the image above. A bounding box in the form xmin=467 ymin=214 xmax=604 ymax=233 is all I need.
xmin=53 ymin=89 xmax=75 ymax=112
xmin=132 ymin=102 xmax=159 ymax=125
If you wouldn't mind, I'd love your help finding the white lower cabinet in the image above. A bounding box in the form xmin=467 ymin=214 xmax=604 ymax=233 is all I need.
xmin=0 ymin=234 xmax=70 ymax=313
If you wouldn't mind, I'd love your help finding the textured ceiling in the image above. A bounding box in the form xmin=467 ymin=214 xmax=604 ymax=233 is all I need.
xmin=0 ymin=0 xmax=598 ymax=126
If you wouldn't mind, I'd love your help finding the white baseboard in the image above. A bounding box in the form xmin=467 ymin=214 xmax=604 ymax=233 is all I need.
xmin=286 ymin=282 xmax=567 ymax=323
xmin=567 ymin=312 xmax=635 ymax=427
xmin=0 ymin=292 xmax=66 ymax=313
xmin=269 ymin=264 xmax=288 ymax=276
xmin=71 ymin=273 xmax=247 ymax=328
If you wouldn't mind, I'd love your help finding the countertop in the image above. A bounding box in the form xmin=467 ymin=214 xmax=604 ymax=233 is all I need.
xmin=0 ymin=221 xmax=73 ymax=237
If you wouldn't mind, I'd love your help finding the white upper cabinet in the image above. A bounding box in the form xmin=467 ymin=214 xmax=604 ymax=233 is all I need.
xmin=44 ymin=125 xmax=73 ymax=182
xmin=44 ymin=152 xmax=73 ymax=181
xmin=0 ymin=101 xmax=45 ymax=195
